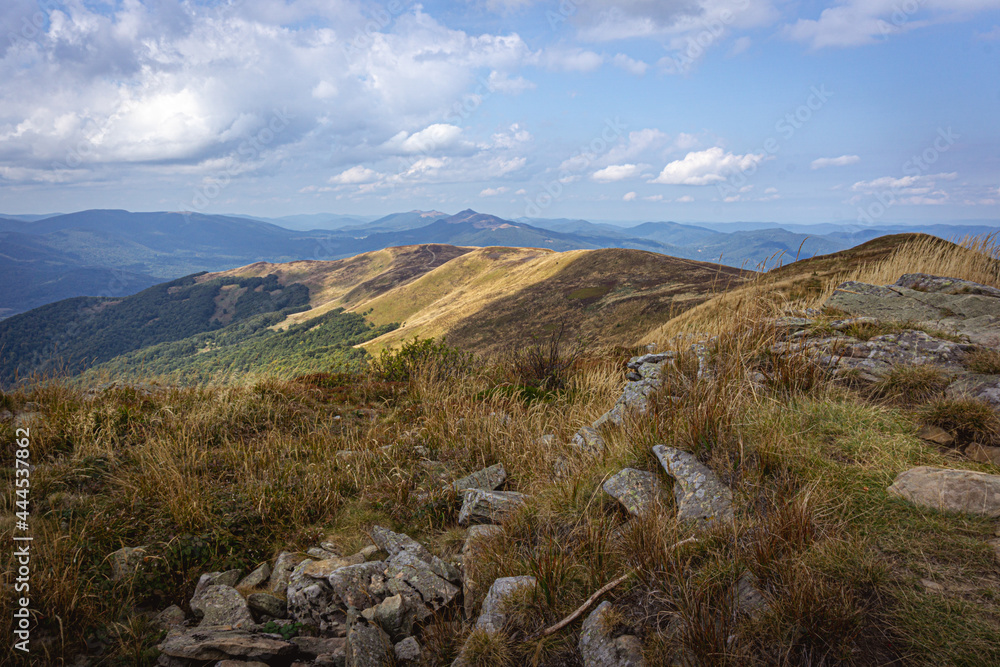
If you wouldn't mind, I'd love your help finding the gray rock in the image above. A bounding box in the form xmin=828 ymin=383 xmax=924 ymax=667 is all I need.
xmin=371 ymin=525 xmax=461 ymax=583
xmin=213 ymin=660 xmax=269 ymax=667
xmin=292 ymin=636 xmax=348 ymax=658
xmin=602 ymin=468 xmax=663 ymax=516
xmin=627 ymin=352 xmax=675 ymax=370
xmin=451 ymin=463 xmax=507 ymax=492
xmin=462 ymin=524 xmax=503 ymax=555
xmin=302 ymin=554 xmax=367 ymax=579
xmin=458 ymin=489 xmax=527 ymax=526
xmin=653 ymin=445 xmax=734 ymax=527
xmin=326 ymin=561 xmax=389 ymax=610
xmin=578 ymin=601 xmax=646 ymax=667
xmin=394 ymin=636 xmax=421 ymax=664
xmin=571 ymin=426 xmax=607 ymax=455
xmin=247 ymin=592 xmax=287 ymax=619
xmin=193 ymin=570 xmax=243 ymax=605
xmin=475 ymin=576 xmax=536 ymax=633
xmin=109 ymin=546 xmax=147 ymax=581
xmin=361 ymin=593 xmax=416 ymax=638
xmin=888 ymin=466 xmax=1000 ymax=517
xmin=237 ymin=563 xmax=271 ymax=590
xmin=309 ymin=547 xmax=342 ymax=560
xmin=158 ymin=628 xmax=295 ymax=662
xmin=734 ymin=573 xmax=768 ymax=619
xmin=967 ymin=443 xmax=1000 ymax=466
xmin=270 ymin=552 xmax=299 ymax=594
xmin=383 ymin=551 xmax=460 ymax=610
xmin=153 ymin=605 xmax=186 ymax=630
xmin=346 ymin=619 xmax=393 ymax=667
xmin=461 ymin=525 xmax=504 ymax=620
xmin=190 ymin=585 xmax=255 ymax=629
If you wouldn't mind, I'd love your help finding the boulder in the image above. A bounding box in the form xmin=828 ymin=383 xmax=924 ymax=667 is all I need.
xmin=967 ymin=443 xmax=1000 ymax=466
xmin=346 ymin=619 xmax=393 ymax=667
xmin=451 ymin=463 xmax=507 ymax=492
xmin=382 ymin=551 xmax=460 ymax=610
xmin=371 ymin=526 xmax=461 ymax=583
xmin=602 ymin=468 xmax=663 ymax=516
xmin=302 ymin=554 xmax=366 ymax=579
xmin=572 ymin=426 xmax=607 ymax=455
xmin=578 ymin=601 xmax=645 ymax=667
xmin=461 ymin=525 xmax=504 ymax=620
xmin=475 ymin=576 xmax=536 ymax=633
xmin=193 ymin=570 xmax=242 ymax=602
xmin=326 ymin=561 xmax=389 ymax=609
xmin=458 ymin=489 xmax=527 ymax=526
xmin=190 ymin=585 xmax=255 ymax=629
xmin=152 ymin=605 xmax=186 ymax=630
xmin=888 ymin=467 xmax=1000 ymax=517
xmin=270 ymin=552 xmax=300 ymax=594
xmin=652 ymin=445 xmax=733 ymax=527
xmin=361 ymin=593 xmax=416 ymax=638
xmin=308 ymin=547 xmax=342 ymax=560
xmin=734 ymin=573 xmax=768 ymax=619
xmin=247 ymin=592 xmax=287 ymax=619
xmin=291 ymin=636 xmax=348 ymax=659
xmin=917 ymin=425 xmax=955 ymax=447
xmin=394 ymin=636 xmax=421 ymax=664
xmin=158 ymin=629 xmax=296 ymax=662
xmin=238 ymin=563 xmax=271 ymax=589
xmin=109 ymin=546 xmax=147 ymax=581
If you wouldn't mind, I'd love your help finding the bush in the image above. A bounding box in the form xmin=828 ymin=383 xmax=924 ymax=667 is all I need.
xmin=368 ymin=337 xmax=474 ymax=382
xmin=500 ymin=324 xmax=588 ymax=392
xmin=870 ymin=365 xmax=950 ymax=404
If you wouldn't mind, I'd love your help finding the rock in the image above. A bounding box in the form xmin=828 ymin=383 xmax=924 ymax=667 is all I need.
xmin=326 ymin=560 xmax=389 ymax=610
xmin=361 ymin=593 xmax=415 ymax=638
xmin=572 ymin=426 xmax=607 ymax=455
xmin=888 ymin=466 xmax=1000 ymax=517
xmin=578 ymin=601 xmax=646 ymax=667
xmin=918 ymin=425 xmax=955 ymax=447
xmin=193 ymin=570 xmax=243 ymax=602
xmin=291 ymin=636 xmax=348 ymax=659
xmin=967 ymin=443 xmax=1000 ymax=466
xmin=13 ymin=412 xmax=41 ymax=429
xmin=270 ymin=552 xmax=300 ymax=594
xmin=321 ymin=540 xmax=342 ymax=554
xmin=394 ymin=636 xmax=421 ymax=664
xmin=462 ymin=525 xmax=503 ymax=555
xmin=287 ymin=558 xmax=383 ymax=632
xmin=190 ymin=585 xmax=255 ymax=628
xmin=627 ymin=352 xmax=675 ymax=370
xmin=309 ymin=547 xmax=342 ymax=560
xmin=539 ymin=434 xmax=556 ymax=446
xmin=652 ymin=445 xmax=734 ymax=527
xmin=920 ymin=578 xmax=944 ymax=592
xmin=383 ymin=551 xmax=461 ymax=611
xmin=214 ymin=661 xmax=269 ymax=667
xmin=238 ymin=563 xmax=271 ymax=589
xmin=158 ymin=628 xmax=296 ymax=662
xmin=371 ymin=525 xmax=461 ymax=583
xmin=346 ymin=619 xmax=393 ymax=667
xmin=734 ymin=573 xmax=768 ymax=618
xmin=303 ymin=554 xmax=366 ymax=578
xmin=458 ymin=489 xmax=527 ymax=526
xmin=247 ymin=592 xmax=287 ymax=619
xmin=461 ymin=525 xmax=504 ymax=620
xmin=772 ymin=316 xmax=813 ymax=331
xmin=602 ymin=468 xmax=663 ymax=516
xmin=153 ymin=605 xmax=186 ymax=630
xmin=475 ymin=576 xmax=536 ymax=633
xmin=109 ymin=546 xmax=147 ymax=581
xmin=451 ymin=463 xmax=507 ymax=492
xmin=947 ymin=375 xmax=1000 ymax=410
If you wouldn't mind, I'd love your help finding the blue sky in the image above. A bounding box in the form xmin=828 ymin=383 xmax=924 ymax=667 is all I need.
xmin=0 ymin=0 xmax=998 ymax=224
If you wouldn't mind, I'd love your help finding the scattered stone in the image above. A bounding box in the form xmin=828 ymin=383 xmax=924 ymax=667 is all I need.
xmin=371 ymin=525 xmax=461 ymax=583
xmin=158 ymin=629 xmax=296 ymax=662
xmin=326 ymin=560 xmax=389 ymax=610
xmin=602 ymin=468 xmax=663 ymax=516
xmin=303 ymin=554 xmax=366 ymax=579
xmin=346 ymin=619 xmax=393 ymax=667
xmin=308 ymin=547 xmax=342 ymax=560
xmin=578 ymin=601 xmax=646 ymax=667
xmin=291 ymin=636 xmax=348 ymax=658
xmin=475 ymin=576 xmax=535 ymax=633
xmin=153 ymin=605 xmax=186 ymax=630
xmin=539 ymin=434 xmax=556 ymax=446
xmin=451 ymin=463 xmax=507 ymax=492
xmin=193 ymin=570 xmax=242 ymax=604
xmin=734 ymin=573 xmax=768 ymax=619
xmin=238 ymin=563 xmax=271 ymax=590
xmin=772 ymin=316 xmax=813 ymax=330
xmin=967 ymin=443 xmax=1000 ymax=466
xmin=653 ymin=445 xmax=734 ymax=527
xmin=458 ymin=489 xmax=527 ymax=526
xmin=214 ymin=661 xmax=269 ymax=667
xmin=571 ymin=426 xmax=607 ymax=455
xmin=888 ymin=466 xmax=1000 ymax=517
xmin=394 ymin=636 xmax=421 ymax=664
xmin=247 ymin=592 xmax=287 ymax=619
xmin=920 ymin=578 xmax=944 ymax=592
xmin=626 ymin=352 xmax=675 ymax=370
xmin=270 ymin=552 xmax=300 ymax=594
xmin=361 ymin=593 xmax=415 ymax=638
xmin=462 ymin=525 xmax=503 ymax=555
xmin=109 ymin=546 xmax=147 ymax=581
xmin=918 ymin=425 xmax=955 ymax=447
xmin=383 ymin=551 xmax=461 ymax=610
xmin=461 ymin=525 xmax=504 ymax=620
xmin=190 ymin=585 xmax=255 ymax=628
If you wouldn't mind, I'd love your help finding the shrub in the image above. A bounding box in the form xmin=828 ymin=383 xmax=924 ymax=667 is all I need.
xmin=499 ymin=323 xmax=589 ymax=392
xmin=368 ymin=337 xmax=474 ymax=383
xmin=869 ymin=365 xmax=950 ymax=404
xmin=919 ymin=398 xmax=1000 ymax=444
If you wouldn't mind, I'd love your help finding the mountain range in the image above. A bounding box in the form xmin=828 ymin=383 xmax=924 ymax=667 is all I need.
xmin=1 ymin=207 xmax=995 ymax=318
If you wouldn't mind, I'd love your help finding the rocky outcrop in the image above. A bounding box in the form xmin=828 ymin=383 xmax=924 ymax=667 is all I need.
xmin=346 ymin=618 xmax=394 ymax=667
xmin=158 ymin=629 xmax=296 ymax=662
xmin=888 ymin=466 xmax=1000 ymax=517
xmin=578 ymin=601 xmax=646 ymax=667
xmin=602 ymin=468 xmax=663 ymax=516
xmin=451 ymin=463 xmax=507 ymax=492
xmin=458 ymin=489 xmax=527 ymax=525
xmin=653 ymin=445 xmax=733 ymax=528
xmin=474 ymin=575 xmax=536 ymax=633
xmin=189 ymin=585 xmax=255 ymax=628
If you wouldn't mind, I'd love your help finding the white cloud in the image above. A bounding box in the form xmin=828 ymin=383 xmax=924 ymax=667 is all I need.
xmin=592 ymin=164 xmax=644 ymax=182
xmin=643 ymin=194 xmax=663 ymax=201
xmin=487 ymin=70 xmax=536 ymax=94
xmin=850 ymin=172 xmax=958 ymax=205
xmin=381 ymin=124 xmax=465 ymax=155
xmin=785 ymin=1 xmax=1000 ymax=49
xmin=537 ymin=47 xmax=604 ymax=72
xmin=811 ymin=154 xmax=860 ymax=169
xmin=676 ymin=195 xmax=694 ymax=203
xmin=479 ymin=186 xmax=509 ymax=196
xmin=612 ymin=53 xmax=648 ymax=75
xmin=623 ymin=191 xmax=637 ymax=201
xmin=650 ymin=147 xmax=768 ymax=185
xmin=329 ymin=165 xmax=381 ymax=184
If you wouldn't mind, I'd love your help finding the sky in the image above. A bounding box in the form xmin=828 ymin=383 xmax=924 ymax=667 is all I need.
xmin=0 ymin=0 xmax=998 ymax=225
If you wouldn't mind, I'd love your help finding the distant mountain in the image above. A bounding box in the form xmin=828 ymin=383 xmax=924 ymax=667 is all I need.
xmin=238 ymin=213 xmax=379 ymax=231
xmin=0 ymin=213 xmax=63 ymax=222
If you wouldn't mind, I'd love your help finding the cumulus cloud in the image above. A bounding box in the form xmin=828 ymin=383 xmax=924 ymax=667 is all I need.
xmin=486 ymin=70 xmax=536 ymax=94
xmin=480 ymin=186 xmax=509 ymax=196
xmin=612 ymin=53 xmax=648 ymax=75
xmin=381 ymin=124 xmax=466 ymax=155
xmin=650 ymin=147 xmax=768 ymax=185
xmin=811 ymin=154 xmax=860 ymax=169
xmin=329 ymin=166 xmax=381 ymax=184
xmin=676 ymin=195 xmax=694 ymax=202
xmin=536 ymin=47 xmax=604 ymax=71
xmin=850 ymin=172 xmax=958 ymax=205
xmin=623 ymin=191 xmax=638 ymax=201
xmin=592 ymin=164 xmax=644 ymax=182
